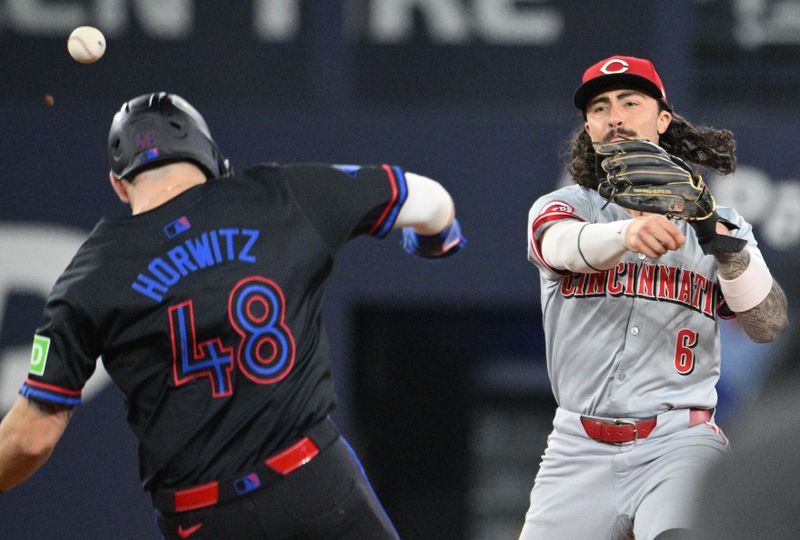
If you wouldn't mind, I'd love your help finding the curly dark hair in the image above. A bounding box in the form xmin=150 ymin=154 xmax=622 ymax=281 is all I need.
xmin=563 ymin=104 xmax=737 ymax=189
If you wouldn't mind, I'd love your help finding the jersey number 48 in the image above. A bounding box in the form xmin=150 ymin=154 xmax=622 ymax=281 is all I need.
xmin=168 ymin=276 xmax=296 ymax=398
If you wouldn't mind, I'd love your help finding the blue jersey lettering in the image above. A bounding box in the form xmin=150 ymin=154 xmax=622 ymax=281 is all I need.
xmin=168 ymin=245 xmax=198 ymax=276
xmin=131 ymin=228 xmax=262 ymax=302
xmin=132 ymin=273 xmax=169 ymax=302
xmin=219 ymin=228 xmax=238 ymax=261
xmin=186 ymin=233 xmax=215 ymax=268
xmin=239 ymin=229 xmax=259 ymax=263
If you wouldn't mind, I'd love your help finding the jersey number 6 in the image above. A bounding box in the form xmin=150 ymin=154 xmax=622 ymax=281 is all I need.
xmin=168 ymin=276 xmax=296 ymax=398
xmin=674 ymin=328 xmax=698 ymax=375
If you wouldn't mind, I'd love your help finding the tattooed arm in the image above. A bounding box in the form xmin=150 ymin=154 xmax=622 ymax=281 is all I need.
xmin=717 ymin=248 xmax=789 ymax=343
xmin=0 ymin=397 xmax=71 ymax=492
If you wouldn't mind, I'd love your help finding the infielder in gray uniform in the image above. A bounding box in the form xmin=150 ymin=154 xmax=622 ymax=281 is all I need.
xmin=521 ymin=55 xmax=789 ymax=540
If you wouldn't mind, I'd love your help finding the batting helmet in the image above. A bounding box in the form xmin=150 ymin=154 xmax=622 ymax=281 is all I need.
xmin=108 ymin=92 xmax=231 ymax=180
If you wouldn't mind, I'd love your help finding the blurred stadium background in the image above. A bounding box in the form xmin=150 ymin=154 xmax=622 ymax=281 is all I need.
xmin=0 ymin=1 xmax=797 ymax=538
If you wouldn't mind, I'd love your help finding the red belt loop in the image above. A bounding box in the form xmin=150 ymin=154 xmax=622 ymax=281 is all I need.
xmin=266 ymin=436 xmax=319 ymax=475
xmin=173 ymin=482 xmax=219 ymax=512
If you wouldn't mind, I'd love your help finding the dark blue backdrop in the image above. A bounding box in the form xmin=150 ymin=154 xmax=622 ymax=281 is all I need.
xmin=1 ymin=1 xmax=797 ymax=538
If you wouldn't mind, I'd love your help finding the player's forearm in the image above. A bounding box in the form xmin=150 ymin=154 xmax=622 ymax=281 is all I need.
xmin=716 ymin=248 xmax=789 ymax=343
xmin=0 ymin=440 xmax=53 ymax=492
xmin=0 ymin=398 xmax=69 ymax=491
xmin=541 ymin=220 xmax=630 ymax=273
xmin=735 ymin=281 xmax=789 ymax=343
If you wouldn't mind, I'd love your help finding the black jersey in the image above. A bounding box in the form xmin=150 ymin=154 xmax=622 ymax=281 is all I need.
xmin=21 ymin=163 xmax=408 ymax=490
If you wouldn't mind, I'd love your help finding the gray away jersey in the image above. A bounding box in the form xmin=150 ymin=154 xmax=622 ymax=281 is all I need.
xmin=527 ymin=185 xmax=761 ymax=418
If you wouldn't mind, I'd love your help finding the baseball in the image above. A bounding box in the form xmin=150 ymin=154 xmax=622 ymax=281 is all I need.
xmin=67 ymin=26 xmax=106 ymax=64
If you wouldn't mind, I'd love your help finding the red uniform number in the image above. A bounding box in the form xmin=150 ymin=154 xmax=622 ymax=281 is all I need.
xmin=674 ymin=328 xmax=698 ymax=375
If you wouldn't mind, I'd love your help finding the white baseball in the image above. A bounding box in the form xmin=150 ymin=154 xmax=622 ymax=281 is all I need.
xmin=67 ymin=26 xmax=106 ymax=64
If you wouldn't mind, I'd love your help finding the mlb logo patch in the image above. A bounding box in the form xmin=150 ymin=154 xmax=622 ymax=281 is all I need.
xmin=141 ymin=148 xmax=160 ymax=162
xmin=234 ymin=472 xmax=261 ymax=495
xmin=164 ymin=216 xmax=191 ymax=238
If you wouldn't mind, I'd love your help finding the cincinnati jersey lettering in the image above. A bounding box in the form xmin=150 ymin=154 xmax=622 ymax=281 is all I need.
xmin=559 ymin=260 xmax=718 ymax=319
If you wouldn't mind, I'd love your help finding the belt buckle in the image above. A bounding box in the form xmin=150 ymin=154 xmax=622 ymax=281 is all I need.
xmin=612 ymin=418 xmax=638 ymax=445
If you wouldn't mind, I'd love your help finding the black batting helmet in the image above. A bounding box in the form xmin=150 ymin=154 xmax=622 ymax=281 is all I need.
xmin=108 ymin=92 xmax=231 ymax=180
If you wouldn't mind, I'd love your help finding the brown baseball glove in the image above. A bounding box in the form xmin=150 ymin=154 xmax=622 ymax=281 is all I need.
xmin=595 ymin=139 xmax=746 ymax=255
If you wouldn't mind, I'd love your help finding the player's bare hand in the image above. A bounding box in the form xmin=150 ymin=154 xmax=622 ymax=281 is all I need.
xmin=624 ymin=214 xmax=685 ymax=259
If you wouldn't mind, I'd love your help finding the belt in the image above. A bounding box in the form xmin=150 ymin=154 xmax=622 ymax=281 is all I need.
xmin=580 ymin=408 xmax=712 ymax=445
xmin=152 ymin=417 xmax=339 ymax=513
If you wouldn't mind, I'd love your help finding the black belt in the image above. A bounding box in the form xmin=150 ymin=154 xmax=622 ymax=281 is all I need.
xmin=152 ymin=417 xmax=339 ymax=513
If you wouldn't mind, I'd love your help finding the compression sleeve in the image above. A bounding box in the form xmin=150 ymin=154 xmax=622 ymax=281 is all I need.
xmin=541 ymin=219 xmax=630 ymax=273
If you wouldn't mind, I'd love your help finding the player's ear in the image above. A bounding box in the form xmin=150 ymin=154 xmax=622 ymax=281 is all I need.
xmin=657 ymin=110 xmax=672 ymax=135
xmin=109 ymin=171 xmax=131 ymax=204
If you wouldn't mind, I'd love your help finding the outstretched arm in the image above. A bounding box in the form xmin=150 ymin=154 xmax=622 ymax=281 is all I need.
xmin=716 ymin=247 xmax=789 ymax=343
xmin=540 ymin=213 xmax=685 ymax=273
xmin=0 ymin=397 xmax=71 ymax=492
xmin=394 ymin=173 xmax=465 ymax=258
xmin=394 ymin=173 xmax=455 ymax=233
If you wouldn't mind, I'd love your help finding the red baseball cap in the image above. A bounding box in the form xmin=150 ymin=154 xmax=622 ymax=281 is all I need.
xmin=573 ymin=55 xmax=669 ymax=110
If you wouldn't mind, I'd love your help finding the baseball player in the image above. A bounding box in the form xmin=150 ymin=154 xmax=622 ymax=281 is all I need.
xmin=521 ymin=55 xmax=788 ymax=540
xmin=0 ymin=92 xmax=466 ymax=539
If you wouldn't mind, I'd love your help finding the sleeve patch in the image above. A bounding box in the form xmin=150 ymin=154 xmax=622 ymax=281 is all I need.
xmin=529 ymin=200 xmax=584 ymax=275
xmin=29 ymin=334 xmax=51 ymax=376
xmin=538 ymin=200 xmax=577 ymax=218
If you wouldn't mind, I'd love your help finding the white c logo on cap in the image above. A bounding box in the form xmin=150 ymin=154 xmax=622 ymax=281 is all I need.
xmin=600 ymin=59 xmax=629 ymax=75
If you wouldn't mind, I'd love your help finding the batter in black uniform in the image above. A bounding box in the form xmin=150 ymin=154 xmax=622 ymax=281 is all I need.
xmin=0 ymin=92 xmax=465 ymax=539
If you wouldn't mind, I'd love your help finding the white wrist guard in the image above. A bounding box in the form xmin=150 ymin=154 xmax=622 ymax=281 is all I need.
xmin=718 ymin=247 xmax=773 ymax=312
xmin=541 ymin=220 xmax=630 ymax=273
